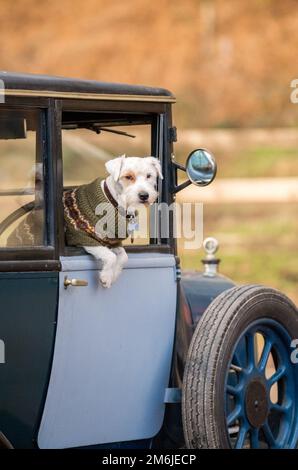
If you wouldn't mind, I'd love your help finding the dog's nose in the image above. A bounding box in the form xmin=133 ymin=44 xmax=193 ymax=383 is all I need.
xmin=139 ymin=191 xmax=149 ymax=202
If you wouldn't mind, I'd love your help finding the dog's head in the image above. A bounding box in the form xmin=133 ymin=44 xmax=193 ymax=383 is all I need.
xmin=105 ymin=155 xmax=163 ymax=208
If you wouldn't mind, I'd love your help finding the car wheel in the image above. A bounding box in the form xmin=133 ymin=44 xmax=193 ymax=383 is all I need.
xmin=182 ymin=285 xmax=298 ymax=449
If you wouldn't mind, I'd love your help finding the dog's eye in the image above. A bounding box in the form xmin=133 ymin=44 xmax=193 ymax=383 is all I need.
xmin=125 ymin=175 xmax=133 ymax=181
xmin=146 ymin=174 xmax=152 ymax=179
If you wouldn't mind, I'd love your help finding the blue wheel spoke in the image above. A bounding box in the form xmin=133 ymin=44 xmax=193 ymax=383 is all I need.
xmin=263 ymin=422 xmax=278 ymax=448
xmin=226 ymin=320 xmax=297 ymax=449
xmin=258 ymin=338 xmax=273 ymax=371
xmin=268 ymin=365 xmax=286 ymax=387
xmin=227 ymin=383 xmax=243 ymax=396
xmin=246 ymin=332 xmax=256 ymax=368
xmin=234 ymin=349 xmax=246 ymax=369
xmin=227 ymin=384 xmax=238 ymax=396
xmin=235 ymin=424 xmax=248 ymax=449
xmin=233 ymin=351 xmax=242 ymax=366
xmin=271 ymin=399 xmax=292 ymax=415
xmin=227 ymin=404 xmax=241 ymax=426
xmin=250 ymin=427 xmax=259 ymax=449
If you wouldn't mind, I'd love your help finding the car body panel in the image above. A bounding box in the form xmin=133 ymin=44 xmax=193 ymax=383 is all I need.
xmin=38 ymin=253 xmax=177 ymax=448
xmin=0 ymin=272 xmax=58 ymax=448
xmin=181 ymin=271 xmax=236 ymax=325
xmin=172 ymin=271 xmax=236 ymax=386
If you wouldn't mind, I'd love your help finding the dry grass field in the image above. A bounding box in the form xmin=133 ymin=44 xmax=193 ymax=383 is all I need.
xmin=1 ymin=1 xmax=298 ymax=128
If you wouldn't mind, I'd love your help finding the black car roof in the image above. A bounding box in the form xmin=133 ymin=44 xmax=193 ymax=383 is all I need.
xmin=0 ymin=72 xmax=175 ymax=103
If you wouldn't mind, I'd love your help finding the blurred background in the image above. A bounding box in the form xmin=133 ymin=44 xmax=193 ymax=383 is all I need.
xmin=0 ymin=0 xmax=297 ymax=302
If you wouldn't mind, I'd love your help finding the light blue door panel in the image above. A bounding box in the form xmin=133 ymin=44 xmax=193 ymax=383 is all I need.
xmin=38 ymin=253 xmax=177 ymax=448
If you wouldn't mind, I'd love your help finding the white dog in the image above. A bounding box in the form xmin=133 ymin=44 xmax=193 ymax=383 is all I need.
xmin=63 ymin=155 xmax=163 ymax=288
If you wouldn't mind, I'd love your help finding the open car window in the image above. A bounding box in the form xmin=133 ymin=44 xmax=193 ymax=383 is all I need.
xmin=0 ymin=108 xmax=46 ymax=248
xmin=62 ymin=112 xmax=158 ymax=247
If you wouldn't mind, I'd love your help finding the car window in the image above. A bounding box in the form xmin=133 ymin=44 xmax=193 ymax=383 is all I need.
xmin=0 ymin=109 xmax=46 ymax=248
xmin=62 ymin=114 xmax=157 ymax=247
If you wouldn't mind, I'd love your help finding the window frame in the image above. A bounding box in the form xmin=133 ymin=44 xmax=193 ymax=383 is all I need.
xmin=0 ymin=99 xmax=57 ymax=265
xmin=0 ymin=96 xmax=176 ymax=272
xmin=58 ymin=99 xmax=173 ymax=256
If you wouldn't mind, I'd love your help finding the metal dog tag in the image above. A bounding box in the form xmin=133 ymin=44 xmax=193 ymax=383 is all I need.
xmin=128 ymin=215 xmax=139 ymax=243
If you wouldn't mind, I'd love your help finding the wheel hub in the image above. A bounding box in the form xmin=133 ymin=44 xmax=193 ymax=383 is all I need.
xmin=245 ymin=378 xmax=269 ymax=428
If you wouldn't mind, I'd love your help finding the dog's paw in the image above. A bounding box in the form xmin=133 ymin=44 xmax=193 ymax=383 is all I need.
xmin=112 ymin=268 xmax=122 ymax=283
xmin=99 ymin=269 xmax=114 ymax=288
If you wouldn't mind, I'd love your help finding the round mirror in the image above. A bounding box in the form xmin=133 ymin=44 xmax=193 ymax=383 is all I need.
xmin=186 ymin=148 xmax=217 ymax=186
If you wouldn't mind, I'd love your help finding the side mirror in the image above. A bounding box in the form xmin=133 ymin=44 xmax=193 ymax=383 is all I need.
xmin=172 ymin=148 xmax=217 ymax=193
xmin=186 ymin=149 xmax=217 ymax=187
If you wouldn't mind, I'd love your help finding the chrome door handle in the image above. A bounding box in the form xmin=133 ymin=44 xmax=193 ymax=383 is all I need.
xmin=64 ymin=276 xmax=88 ymax=289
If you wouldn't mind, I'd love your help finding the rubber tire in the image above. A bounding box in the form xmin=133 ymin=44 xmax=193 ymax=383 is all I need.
xmin=182 ymin=285 xmax=298 ymax=449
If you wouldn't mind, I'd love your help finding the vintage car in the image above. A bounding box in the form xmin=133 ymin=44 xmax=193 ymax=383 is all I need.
xmin=0 ymin=72 xmax=297 ymax=450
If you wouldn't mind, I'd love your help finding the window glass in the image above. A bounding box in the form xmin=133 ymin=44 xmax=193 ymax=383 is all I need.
xmin=62 ymin=124 xmax=152 ymax=186
xmin=0 ymin=109 xmax=45 ymax=247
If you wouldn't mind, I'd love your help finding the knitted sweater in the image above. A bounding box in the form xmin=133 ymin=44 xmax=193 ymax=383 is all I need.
xmin=6 ymin=178 xmax=129 ymax=248
xmin=63 ymin=177 xmax=129 ymax=247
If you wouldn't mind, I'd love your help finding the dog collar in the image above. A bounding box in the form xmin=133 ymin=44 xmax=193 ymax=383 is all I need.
xmin=103 ymin=180 xmax=130 ymax=219
xmin=103 ymin=180 xmax=138 ymax=243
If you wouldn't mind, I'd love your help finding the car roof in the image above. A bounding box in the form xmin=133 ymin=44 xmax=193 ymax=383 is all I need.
xmin=0 ymin=72 xmax=175 ymax=103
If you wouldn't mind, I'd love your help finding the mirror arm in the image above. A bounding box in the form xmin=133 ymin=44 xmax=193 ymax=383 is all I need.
xmin=173 ymin=179 xmax=192 ymax=193
xmin=172 ymin=161 xmax=186 ymax=172
xmin=171 ymin=160 xmax=191 ymax=193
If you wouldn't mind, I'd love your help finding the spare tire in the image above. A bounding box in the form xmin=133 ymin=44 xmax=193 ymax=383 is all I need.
xmin=182 ymin=285 xmax=298 ymax=449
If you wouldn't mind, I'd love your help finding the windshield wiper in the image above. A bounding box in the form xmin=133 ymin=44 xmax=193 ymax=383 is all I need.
xmin=62 ymin=123 xmax=136 ymax=138
xmin=87 ymin=125 xmax=136 ymax=138
xmin=101 ymin=127 xmax=136 ymax=138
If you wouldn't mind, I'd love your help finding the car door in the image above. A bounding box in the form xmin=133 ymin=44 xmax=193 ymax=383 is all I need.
xmin=0 ymin=103 xmax=59 ymax=448
xmin=38 ymin=106 xmax=178 ymax=448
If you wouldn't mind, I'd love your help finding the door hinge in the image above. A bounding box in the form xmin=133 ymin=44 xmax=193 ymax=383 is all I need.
xmin=175 ymin=266 xmax=181 ymax=281
xmin=168 ymin=126 xmax=177 ymax=143
xmin=175 ymin=256 xmax=181 ymax=281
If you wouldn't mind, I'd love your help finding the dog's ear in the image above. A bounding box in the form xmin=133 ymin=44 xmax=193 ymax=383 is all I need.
xmin=147 ymin=157 xmax=163 ymax=180
xmin=105 ymin=154 xmax=126 ymax=181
